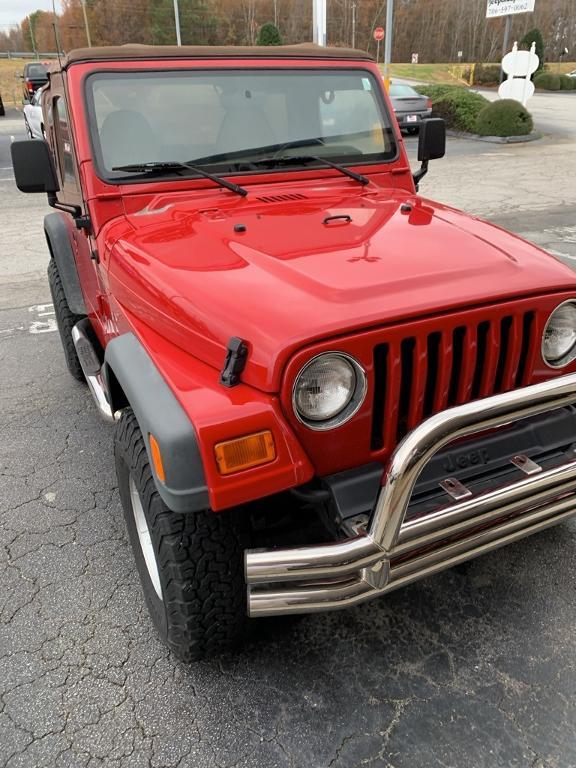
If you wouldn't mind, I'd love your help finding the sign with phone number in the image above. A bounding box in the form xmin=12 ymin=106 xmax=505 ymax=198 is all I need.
xmin=486 ymin=0 xmax=535 ymax=17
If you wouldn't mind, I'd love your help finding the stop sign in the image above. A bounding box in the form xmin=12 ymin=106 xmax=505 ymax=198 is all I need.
xmin=373 ymin=27 xmax=384 ymax=41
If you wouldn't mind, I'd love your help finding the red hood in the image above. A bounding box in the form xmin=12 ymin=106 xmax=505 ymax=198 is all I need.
xmin=106 ymin=184 xmax=576 ymax=391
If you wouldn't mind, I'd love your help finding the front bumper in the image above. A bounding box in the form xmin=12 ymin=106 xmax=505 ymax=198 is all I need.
xmin=245 ymin=373 xmax=576 ymax=617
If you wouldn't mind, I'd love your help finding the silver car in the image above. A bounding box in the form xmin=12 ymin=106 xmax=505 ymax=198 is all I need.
xmin=389 ymin=83 xmax=432 ymax=134
xmin=22 ymin=89 xmax=44 ymax=139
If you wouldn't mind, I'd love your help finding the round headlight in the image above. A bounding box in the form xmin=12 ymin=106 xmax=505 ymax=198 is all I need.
xmin=293 ymin=353 xmax=367 ymax=430
xmin=542 ymin=301 xmax=576 ymax=368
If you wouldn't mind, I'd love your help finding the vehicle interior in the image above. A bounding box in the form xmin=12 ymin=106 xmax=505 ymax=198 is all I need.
xmin=87 ymin=69 xmax=397 ymax=176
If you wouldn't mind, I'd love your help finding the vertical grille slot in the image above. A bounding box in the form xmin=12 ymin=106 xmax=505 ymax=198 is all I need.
xmin=397 ymin=338 xmax=415 ymax=442
xmin=471 ymin=321 xmax=490 ymax=399
xmin=479 ymin=321 xmax=501 ymax=397
xmin=371 ymin=344 xmax=388 ymax=451
xmin=515 ymin=312 xmax=535 ymax=387
xmin=494 ymin=316 xmax=513 ymax=393
xmin=423 ymin=332 xmax=441 ymax=418
xmin=448 ymin=327 xmax=466 ymax=406
xmin=433 ymin=331 xmax=453 ymax=413
xmin=502 ymin=315 xmax=522 ymax=389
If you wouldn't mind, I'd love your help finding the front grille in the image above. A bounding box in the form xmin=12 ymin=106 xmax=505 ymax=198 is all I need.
xmin=370 ymin=312 xmax=536 ymax=451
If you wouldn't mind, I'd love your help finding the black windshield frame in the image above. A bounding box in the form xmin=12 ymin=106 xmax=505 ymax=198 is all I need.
xmin=84 ymin=67 xmax=398 ymax=186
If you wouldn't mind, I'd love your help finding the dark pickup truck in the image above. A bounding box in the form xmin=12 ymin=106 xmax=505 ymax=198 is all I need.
xmin=21 ymin=61 xmax=48 ymax=102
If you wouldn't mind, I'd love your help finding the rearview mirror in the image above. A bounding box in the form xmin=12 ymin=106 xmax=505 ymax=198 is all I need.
xmin=11 ymin=139 xmax=59 ymax=194
xmin=417 ymin=118 xmax=446 ymax=162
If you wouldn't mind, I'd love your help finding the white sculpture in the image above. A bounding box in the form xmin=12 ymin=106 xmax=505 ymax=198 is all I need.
xmin=498 ymin=41 xmax=539 ymax=106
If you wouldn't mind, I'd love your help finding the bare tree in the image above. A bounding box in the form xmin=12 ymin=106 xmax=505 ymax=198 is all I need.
xmin=2 ymin=0 xmax=574 ymax=63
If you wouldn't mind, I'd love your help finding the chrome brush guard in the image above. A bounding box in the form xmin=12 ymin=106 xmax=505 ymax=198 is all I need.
xmin=245 ymin=373 xmax=576 ymax=617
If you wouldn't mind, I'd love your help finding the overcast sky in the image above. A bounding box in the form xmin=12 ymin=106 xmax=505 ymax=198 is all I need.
xmin=0 ymin=0 xmax=54 ymax=30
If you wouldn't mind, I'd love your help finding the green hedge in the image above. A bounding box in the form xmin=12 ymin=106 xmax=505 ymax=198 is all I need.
xmin=476 ymin=99 xmax=534 ymax=137
xmin=472 ymin=64 xmax=502 ymax=86
xmin=559 ymin=75 xmax=576 ymax=90
xmin=415 ymin=84 xmax=464 ymax=101
xmin=416 ymin=86 xmax=490 ymax=132
xmin=533 ymin=72 xmax=562 ymax=90
xmin=533 ymin=72 xmax=576 ymax=91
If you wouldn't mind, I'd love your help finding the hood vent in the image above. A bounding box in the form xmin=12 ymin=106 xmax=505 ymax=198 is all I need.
xmin=256 ymin=193 xmax=308 ymax=203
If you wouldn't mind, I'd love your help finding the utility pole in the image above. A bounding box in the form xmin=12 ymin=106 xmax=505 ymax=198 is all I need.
xmin=173 ymin=0 xmax=182 ymax=46
xmin=500 ymin=15 xmax=512 ymax=82
xmin=81 ymin=0 xmax=92 ymax=47
xmin=351 ymin=2 xmax=356 ymax=49
xmin=28 ymin=15 xmax=39 ymax=59
xmin=383 ymin=0 xmax=394 ymax=89
xmin=51 ymin=0 xmax=62 ymax=57
xmin=313 ymin=0 xmax=326 ymax=46
xmin=273 ymin=0 xmax=278 ymax=27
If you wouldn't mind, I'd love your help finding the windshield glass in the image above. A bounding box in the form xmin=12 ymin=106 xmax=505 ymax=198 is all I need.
xmin=87 ymin=69 xmax=396 ymax=179
xmin=26 ymin=63 xmax=47 ymax=78
xmin=389 ymin=84 xmax=420 ymax=98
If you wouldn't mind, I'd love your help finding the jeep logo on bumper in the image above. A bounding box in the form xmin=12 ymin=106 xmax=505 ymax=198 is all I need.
xmin=443 ymin=449 xmax=490 ymax=474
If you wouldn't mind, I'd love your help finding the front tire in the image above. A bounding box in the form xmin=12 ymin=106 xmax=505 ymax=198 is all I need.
xmin=115 ymin=409 xmax=250 ymax=662
xmin=47 ymin=259 xmax=85 ymax=382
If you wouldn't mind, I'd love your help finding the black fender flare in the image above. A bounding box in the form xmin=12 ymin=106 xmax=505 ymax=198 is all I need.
xmin=104 ymin=333 xmax=209 ymax=513
xmin=44 ymin=212 xmax=87 ymax=315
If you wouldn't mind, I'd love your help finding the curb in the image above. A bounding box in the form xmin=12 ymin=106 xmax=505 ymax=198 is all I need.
xmin=446 ymin=129 xmax=543 ymax=144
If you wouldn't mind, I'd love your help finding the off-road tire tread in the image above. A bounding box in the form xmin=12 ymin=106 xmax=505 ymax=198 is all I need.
xmin=115 ymin=409 xmax=249 ymax=662
xmin=47 ymin=259 xmax=85 ymax=381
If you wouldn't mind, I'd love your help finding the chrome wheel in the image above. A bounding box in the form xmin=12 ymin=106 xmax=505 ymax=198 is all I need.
xmin=129 ymin=474 xmax=162 ymax=600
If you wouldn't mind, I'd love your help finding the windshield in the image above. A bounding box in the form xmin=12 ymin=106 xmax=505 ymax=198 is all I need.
xmin=87 ymin=69 xmax=396 ymax=180
xmin=26 ymin=63 xmax=47 ymax=78
xmin=389 ymin=84 xmax=420 ymax=98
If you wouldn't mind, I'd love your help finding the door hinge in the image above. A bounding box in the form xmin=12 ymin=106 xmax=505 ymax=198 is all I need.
xmin=74 ymin=215 xmax=92 ymax=233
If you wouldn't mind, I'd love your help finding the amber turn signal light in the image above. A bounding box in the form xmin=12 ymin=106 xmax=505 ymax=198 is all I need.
xmin=214 ymin=431 xmax=276 ymax=475
xmin=149 ymin=433 xmax=166 ymax=483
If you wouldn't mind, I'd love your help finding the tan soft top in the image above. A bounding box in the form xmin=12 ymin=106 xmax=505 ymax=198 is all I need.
xmin=62 ymin=43 xmax=373 ymax=69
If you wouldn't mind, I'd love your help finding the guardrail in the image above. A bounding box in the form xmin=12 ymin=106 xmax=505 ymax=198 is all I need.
xmin=0 ymin=52 xmax=60 ymax=59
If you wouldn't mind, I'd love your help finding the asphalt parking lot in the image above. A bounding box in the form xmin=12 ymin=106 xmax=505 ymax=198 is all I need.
xmin=2 ymin=97 xmax=576 ymax=768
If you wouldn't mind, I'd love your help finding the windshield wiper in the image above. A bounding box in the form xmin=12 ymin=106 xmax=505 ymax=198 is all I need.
xmin=111 ymin=161 xmax=248 ymax=197
xmin=251 ymin=154 xmax=369 ymax=185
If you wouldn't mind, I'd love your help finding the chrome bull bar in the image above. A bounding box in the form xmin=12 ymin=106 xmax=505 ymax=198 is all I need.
xmin=245 ymin=372 xmax=576 ymax=617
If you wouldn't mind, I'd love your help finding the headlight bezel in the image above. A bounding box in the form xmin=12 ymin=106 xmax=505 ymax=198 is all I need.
xmin=542 ymin=299 xmax=576 ymax=369
xmin=292 ymin=352 xmax=367 ymax=431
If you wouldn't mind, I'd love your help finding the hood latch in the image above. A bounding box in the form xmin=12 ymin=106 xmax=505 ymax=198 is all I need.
xmin=220 ymin=337 xmax=248 ymax=388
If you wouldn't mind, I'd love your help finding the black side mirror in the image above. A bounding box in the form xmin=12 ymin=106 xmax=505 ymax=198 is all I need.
xmin=11 ymin=139 xmax=59 ymax=194
xmin=417 ymin=118 xmax=446 ymax=162
xmin=413 ymin=118 xmax=445 ymax=189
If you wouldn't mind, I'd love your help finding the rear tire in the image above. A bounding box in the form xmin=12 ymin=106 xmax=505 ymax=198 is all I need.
xmin=115 ymin=409 xmax=250 ymax=662
xmin=47 ymin=259 xmax=85 ymax=382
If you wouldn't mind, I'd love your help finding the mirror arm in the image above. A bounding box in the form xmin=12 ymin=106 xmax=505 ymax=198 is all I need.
xmin=47 ymin=192 xmax=80 ymax=217
xmin=412 ymin=159 xmax=429 ymax=191
xmin=47 ymin=192 xmax=90 ymax=232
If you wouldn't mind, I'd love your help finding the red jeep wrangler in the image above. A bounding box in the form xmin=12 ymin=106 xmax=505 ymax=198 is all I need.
xmin=12 ymin=45 xmax=576 ymax=662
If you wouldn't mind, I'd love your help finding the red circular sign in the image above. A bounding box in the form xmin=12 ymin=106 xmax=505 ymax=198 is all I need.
xmin=373 ymin=27 xmax=384 ymax=41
